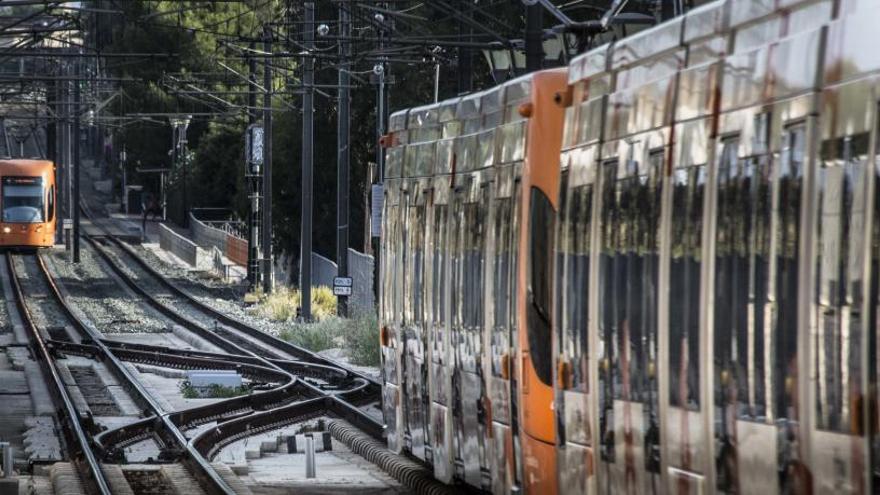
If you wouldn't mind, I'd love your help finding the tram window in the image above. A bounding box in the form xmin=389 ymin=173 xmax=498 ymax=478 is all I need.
xmin=774 ymin=124 xmax=806 ymax=417
xmin=2 ymin=178 xmax=45 ymax=223
xmin=527 ymin=187 xmax=555 ymax=386
xmin=47 ymin=185 xmax=55 ymax=222
xmin=462 ymin=198 xmax=486 ymax=331
xmin=557 ymin=176 xmax=594 ymax=392
xmin=493 ymin=198 xmax=513 ymax=332
xmin=815 ymin=133 xmax=870 ymax=433
xmin=714 ymin=137 xmax=773 ymax=419
xmin=406 ymin=204 xmax=426 ymax=324
xmin=598 ymin=154 xmax=662 ymax=403
xmin=432 ymin=205 xmax=448 ymax=327
xmin=491 ymin=193 xmax=517 ymax=378
xmin=669 ymin=158 xmax=704 ymax=410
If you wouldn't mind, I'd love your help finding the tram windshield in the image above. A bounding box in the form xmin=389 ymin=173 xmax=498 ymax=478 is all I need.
xmin=2 ymin=177 xmax=44 ymax=223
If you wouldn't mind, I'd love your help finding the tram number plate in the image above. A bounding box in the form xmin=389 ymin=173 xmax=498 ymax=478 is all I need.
xmin=333 ymin=277 xmax=353 ymax=296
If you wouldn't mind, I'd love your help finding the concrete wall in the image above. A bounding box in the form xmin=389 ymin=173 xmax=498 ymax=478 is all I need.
xmin=311 ymin=252 xmax=337 ymax=288
xmin=347 ymin=249 xmax=375 ymax=312
xmin=190 ymin=213 xmax=227 ymax=253
xmin=310 ymin=250 xmax=374 ymax=313
xmin=159 ymin=223 xmax=208 ymax=269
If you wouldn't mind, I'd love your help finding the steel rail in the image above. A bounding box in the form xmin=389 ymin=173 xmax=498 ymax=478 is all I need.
xmin=3 ymin=253 xmax=113 ymax=495
xmin=85 ymin=235 xmax=384 ymax=433
xmin=80 ymin=204 xmax=384 ymax=449
xmin=22 ymin=253 xmax=239 ymax=495
xmin=102 ymin=232 xmax=381 ymax=388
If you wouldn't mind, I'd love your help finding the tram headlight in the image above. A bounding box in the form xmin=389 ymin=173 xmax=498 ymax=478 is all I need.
xmin=2 ymin=227 xmax=10 ymax=234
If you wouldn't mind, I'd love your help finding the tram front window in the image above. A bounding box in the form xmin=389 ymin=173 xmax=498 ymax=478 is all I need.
xmin=2 ymin=177 xmax=44 ymax=223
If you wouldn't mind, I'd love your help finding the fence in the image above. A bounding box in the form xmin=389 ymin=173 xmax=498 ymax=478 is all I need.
xmin=187 ymin=212 xmax=375 ymax=311
xmin=189 ymin=212 xmax=248 ymax=267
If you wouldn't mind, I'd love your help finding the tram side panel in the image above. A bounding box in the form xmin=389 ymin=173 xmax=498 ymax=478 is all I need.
xmin=380 ymin=127 xmax=406 ymax=454
xmin=427 ymin=106 xmax=459 ymax=483
xmin=808 ymin=6 xmax=880 ymax=493
xmin=485 ymin=84 xmax=530 ymax=495
xmin=555 ymin=51 xmax=608 ymax=495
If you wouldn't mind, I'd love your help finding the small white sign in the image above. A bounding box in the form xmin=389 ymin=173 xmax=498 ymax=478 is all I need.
xmin=334 ymin=276 xmax=353 ymax=287
xmin=333 ymin=286 xmax=352 ymax=296
xmin=63 ymin=219 xmax=73 ymax=229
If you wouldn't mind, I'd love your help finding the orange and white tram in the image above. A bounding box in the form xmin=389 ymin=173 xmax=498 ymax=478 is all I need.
xmin=379 ymin=0 xmax=880 ymax=493
xmin=0 ymin=159 xmax=56 ymax=249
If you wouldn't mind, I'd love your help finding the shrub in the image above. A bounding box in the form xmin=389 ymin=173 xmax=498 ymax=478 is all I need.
xmin=277 ymin=312 xmax=380 ymax=368
xmin=250 ymin=286 xmax=337 ymax=322
xmin=278 ymin=317 xmax=344 ymax=352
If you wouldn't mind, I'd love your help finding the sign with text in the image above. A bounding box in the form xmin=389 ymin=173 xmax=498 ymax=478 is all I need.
xmin=333 ymin=276 xmax=353 ymax=297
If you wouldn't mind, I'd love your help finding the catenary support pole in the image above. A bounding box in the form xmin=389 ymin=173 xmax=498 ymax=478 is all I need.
xmin=72 ymin=56 xmax=81 ymax=263
xmin=372 ymin=5 xmax=388 ymax=316
xmin=247 ymin=45 xmax=261 ymax=286
xmin=336 ymin=2 xmax=351 ymax=317
xmin=457 ymin=0 xmax=473 ymax=94
xmin=300 ymin=2 xmax=315 ymax=321
xmin=525 ymin=3 xmax=544 ymax=73
xmin=262 ymin=25 xmax=273 ymax=293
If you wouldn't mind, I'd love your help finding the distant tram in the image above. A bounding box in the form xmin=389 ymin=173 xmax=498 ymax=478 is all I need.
xmin=0 ymin=159 xmax=56 ymax=249
xmin=379 ymin=0 xmax=880 ymax=493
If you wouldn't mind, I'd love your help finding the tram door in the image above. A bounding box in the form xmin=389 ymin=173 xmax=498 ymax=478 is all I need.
xmin=596 ymin=146 xmax=664 ymax=494
xmin=450 ymin=171 xmax=490 ymax=487
xmin=664 ymin=136 xmax=708 ymax=493
xmin=712 ymin=120 xmax=806 ymax=494
xmin=807 ymin=96 xmax=878 ymax=494
xmin=556 ymin=148 xmax=599 ymax=494
xmin=486 ymin=163 xmax=521 ymax=495
xmin=402 ymin=177 xmax=429 ymax=460
xmin=427 ymin=176 xmax=454 ymax=483
xmin=381 ymin=172 xmax=405 ymax=454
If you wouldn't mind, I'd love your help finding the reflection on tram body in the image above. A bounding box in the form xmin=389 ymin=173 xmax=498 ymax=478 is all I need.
xmin=379 ymin=0 xmax=880 ymax=493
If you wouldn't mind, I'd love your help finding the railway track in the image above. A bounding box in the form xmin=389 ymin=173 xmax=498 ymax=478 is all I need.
xmin=65 ymin=204 xmax=459 ymax=493
xmin=4 ymin=252 xmax=246 ymax=494
xmin=3 ymin=252 xmax=112 ymax=494
xmin=81 ymin=235 xmax=385 ymax=436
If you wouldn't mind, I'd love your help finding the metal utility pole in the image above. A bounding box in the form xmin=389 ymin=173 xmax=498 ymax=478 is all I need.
xmin=72 ymin=57 xmax=81 ymax=263
xmin=262 ymin=25 xmax=274 ymax=294
xmin=372 ymin=5 xmax=389 ymax=315
xmin=336 ymin=2 xmax=351 ymax=317
xmin=457 ymin=0 xmax=473 ymax=94
xmin=525 ymin=3 xmax=544 ymax=72
xmin=300 ymin=2 xmax=315 ymax=321
xmin=181 ymin=122 xmax=188 ymax=228
xmin=246 ymin=45 xmax=262 ymax=287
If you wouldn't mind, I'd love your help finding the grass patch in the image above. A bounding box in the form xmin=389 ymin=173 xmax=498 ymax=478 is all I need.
xmin=249 ymin=286 xmax=337 ymax=322
xmin=342 ymin=312 xmax=380 ymax=367
xmin=179 ymin=381 xmax=249 ymax=399
xmin=277 ymin=312 xmax=380 ymax=368
xmin=278 ymin=317 xmax=345 ymax=352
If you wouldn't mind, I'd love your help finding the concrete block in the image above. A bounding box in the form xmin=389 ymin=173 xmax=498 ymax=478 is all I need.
xmin=229 ymin=463 xmax=249 ymax=476
xmin=244 ymin=449 xmax=261 ymax=460
xmin=259 ymin=440 xmax=277 ymax=454
xmin=0 ymin=478 xmax=19 ymax=495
